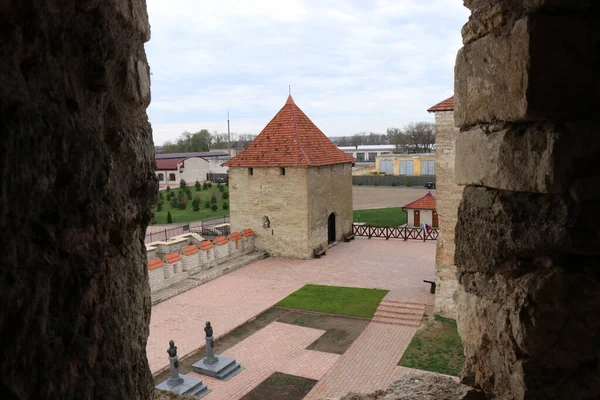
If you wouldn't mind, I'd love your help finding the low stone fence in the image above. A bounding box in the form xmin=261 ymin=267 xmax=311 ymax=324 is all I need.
xmin=353 ymin=175 xmax=436 ymax=187
xmin=146 ymin=228 xmax=256 ymax=294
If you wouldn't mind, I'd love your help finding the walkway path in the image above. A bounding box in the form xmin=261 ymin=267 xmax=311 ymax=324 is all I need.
xmin=189 ymin=322 xmax=340 ymax=400
xmin=148 ymin=238 xmax=435 ymax=374
xmin=303 ymin=290 xmax=425 ymax=399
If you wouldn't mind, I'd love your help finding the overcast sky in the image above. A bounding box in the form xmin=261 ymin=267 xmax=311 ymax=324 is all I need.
xmin=146 ymin=0 xmax=470 ymax=145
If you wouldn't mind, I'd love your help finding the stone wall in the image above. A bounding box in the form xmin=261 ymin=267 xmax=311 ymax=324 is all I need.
xmin=433 ymin=110 xmax=462 ymax=318
xmin=229 ymin=166 xmax=312 ymax=258
xmin=146 ymin=231 xmax=256 ymax=294
xmin=307 ymin=164 xmax=354 ymax=250
xmin=454 ymin=1 xmax=600 ymax=399
xmin=0 ymin=1 xmax=155 ymax=399
xmin=229 ymin=164 xmax=353 ymax=259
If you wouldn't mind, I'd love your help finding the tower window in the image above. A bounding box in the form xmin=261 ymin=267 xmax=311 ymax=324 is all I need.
xmin=249 ymin=167 xmax=254 ymax=176
xmin=280 ymin=167 xmax=285 ymax=176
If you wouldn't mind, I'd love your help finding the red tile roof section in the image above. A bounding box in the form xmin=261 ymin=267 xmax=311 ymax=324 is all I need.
xmin=148 ymin=258 xmax=164 ymax=270
xmin=427 ymin=96 xmax=454 ymax=112
xmin=182 ymin=245 xmax=198 ymax=256
xmin=223 ymin=96 xmax=356 ymax=167
xmin=156 ymin=158 xmax=185 ymax=170
xmin=199 ymin=240 xmax=214 ymax=250
xmin=242 ymin=228 xmax=255 ymax=237
xmin=156 ymin=157 xmax=206 ymax=170
xmin=402 ymin=192 xmax=437 ymax=210
xmin=229 ymin=232 xmax=243 ymax=242
xmin=214 ymin=236 xmax=229 ymax=246
xmin=164 ymin=252 xmax=182 ymax=264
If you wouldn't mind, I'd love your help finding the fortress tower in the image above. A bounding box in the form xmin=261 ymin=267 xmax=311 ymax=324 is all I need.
xmin=223 ymin=96 xmax=355 ymax=259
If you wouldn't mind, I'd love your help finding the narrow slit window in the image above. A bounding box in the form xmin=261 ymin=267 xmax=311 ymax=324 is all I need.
xmin=249 ymin=167 xmax=254 ymax=176
xmin=280 ymin=167 xmax=285 ymax=176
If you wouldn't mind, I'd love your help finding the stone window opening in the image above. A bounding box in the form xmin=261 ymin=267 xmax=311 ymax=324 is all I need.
xmin=280 ymin=167 xmax=285 ymax=176
xmin=249 ymin=167 xmax=254 ymax=176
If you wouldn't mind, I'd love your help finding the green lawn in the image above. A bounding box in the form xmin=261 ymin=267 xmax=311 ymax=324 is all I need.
xmin=276 ymin=284 xmax=389 ymax=318
xmin=152 ymin=184 xmax=230 ymax=224
xmin=353 ymin=207 xmax=407 ymax=226
xmin=399 ymin=315 xmax=465 ymax=376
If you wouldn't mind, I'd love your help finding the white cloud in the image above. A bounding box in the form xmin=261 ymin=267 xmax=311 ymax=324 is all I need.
xmin=145 ymin=0 xmax=469 ymax=144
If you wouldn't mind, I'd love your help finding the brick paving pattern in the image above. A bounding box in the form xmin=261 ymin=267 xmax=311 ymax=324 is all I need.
xmin=189 ymin=322 xmax=340 ymax=400
xmin=148 ymin=237 xmax=435 ymax=391
xmin=148 ymin=275 xmax=304 ymax=373
xmin=304 ymin=291 xmax=425 ymax=399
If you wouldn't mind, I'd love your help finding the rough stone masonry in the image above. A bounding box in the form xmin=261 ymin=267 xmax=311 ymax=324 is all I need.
xmin=0 ymin=1 xmax=156 ymax=399
xmin=454 ymin=1 xmax=600 ymax=399
xmin=433 ymin=108 xmax=462 ymax=319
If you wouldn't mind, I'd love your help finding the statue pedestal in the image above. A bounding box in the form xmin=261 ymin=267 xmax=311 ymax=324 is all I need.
xmin=192 ymin=355 xmax=242 ymax=381
xmin=167 ymin=356 xmax=184 ymax=386
xmin=156 ymin=375 xmax=210 ymax=398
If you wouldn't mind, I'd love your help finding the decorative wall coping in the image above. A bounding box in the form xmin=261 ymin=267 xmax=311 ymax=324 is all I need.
xmin=148 ymin=258 xmax=164 ymax=270
xmin=146 ymin=243 xmax=158 ymax=252
xmin=164 ymin=252 xmax=182 ymax=264
xmin=145 ymin=236 xmax=188 ymax=249
xmin=200 ymin=240 xmax=214 ymax=250
xmin=214 ymin=236 xmax=229 ymax=246
xmin=170 ymin=232 xmax=205 ymax=243
xmin=242 ymin=228 xmax=255 ymax=237
xmin=229 ymin=232 xmax=243 ymax=241
xmin=182 ymin=245 xmax=198 ymax=256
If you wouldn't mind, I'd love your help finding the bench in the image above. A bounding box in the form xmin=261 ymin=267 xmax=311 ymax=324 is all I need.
xmin=343 ymin=232 xmax=355 ymax=242
xmin=423 ymin=280 xmax=436 ymax=294
xmin=313 ymin=245 xmax=327 ymax=259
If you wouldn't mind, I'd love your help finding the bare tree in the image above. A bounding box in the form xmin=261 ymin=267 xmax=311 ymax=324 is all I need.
xmin=386 ymin=123 xmax=435 ymax=153
xmin=404 ymin=122 xmax=435 ymax=153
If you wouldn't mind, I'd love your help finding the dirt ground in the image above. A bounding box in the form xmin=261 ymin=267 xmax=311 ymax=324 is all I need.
xmin=352 ymin=186 xmax=436 ymax=210
xmin=278 ymin=312 xmax=370 ymax=354
xmin=153 ymin=307 xmax=369 ymax=384
xmin=241 ymin=372 xmax=317 ymax=400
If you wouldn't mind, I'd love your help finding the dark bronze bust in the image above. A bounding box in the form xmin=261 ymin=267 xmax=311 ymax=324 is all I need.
xmin=167 ymin=340 xmax=177 ymax=357
xmin=204 ymin=321 xmax=213 ymax=337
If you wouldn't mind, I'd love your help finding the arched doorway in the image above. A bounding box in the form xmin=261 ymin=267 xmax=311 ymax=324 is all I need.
xmin=328 ymin=213 xmax=336 ymax=244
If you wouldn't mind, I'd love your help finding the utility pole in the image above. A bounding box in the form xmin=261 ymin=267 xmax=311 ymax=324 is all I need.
xmin=227 ymin=110 xmax=231 ymax=158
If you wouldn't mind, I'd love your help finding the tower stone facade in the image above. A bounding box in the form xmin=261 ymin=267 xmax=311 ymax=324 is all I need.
xmin=428 ymin=97 xmax=462 ymax=318
xmin=223 ymin=96 xmax=354 ymax=259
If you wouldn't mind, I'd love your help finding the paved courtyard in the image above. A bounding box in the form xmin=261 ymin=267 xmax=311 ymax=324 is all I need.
xmin=148 ymin=237 xmax=436 ymax=397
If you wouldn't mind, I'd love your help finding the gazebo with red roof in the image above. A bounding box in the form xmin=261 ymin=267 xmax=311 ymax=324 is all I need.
xmin=223 ymin=95 xmax=355 ymax=259
xmin=401 ymin=192 xmax=438 ymax=228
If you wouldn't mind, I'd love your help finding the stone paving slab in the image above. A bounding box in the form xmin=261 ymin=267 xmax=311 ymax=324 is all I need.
xmin=148 ymin=238 xmax=435 ymax=374
xmin=188 ymin=322 xmax=340 ymax=400
xmin=304 ymin=291 xmax=425 ymax=400
xmin=148 ymin=276 xmax=304 ymax=373
xmin=151 ymin=252 xmax=267 ymax=306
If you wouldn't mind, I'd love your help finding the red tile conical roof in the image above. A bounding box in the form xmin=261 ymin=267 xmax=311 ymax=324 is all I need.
xmin=402 ymin=192 xmax=436 ymax=210
xmin=223 ymin=96 xmax=355 ymax=167
xmin=427 ymin=96 xmax=454 ymax=112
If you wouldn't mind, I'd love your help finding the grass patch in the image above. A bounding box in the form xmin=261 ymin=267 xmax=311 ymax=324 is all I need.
xmin=353 ymin=207 xmax=407 ymax=226
xmin=241 ymin=372 xmax=317 ymax=400
xmin=276 ymin=284 xmax=388 ymax=318
xmin=152 ymin=185 xmax=229 ymax=224
xmin=399 ymin=314 xmax=465 ymax=376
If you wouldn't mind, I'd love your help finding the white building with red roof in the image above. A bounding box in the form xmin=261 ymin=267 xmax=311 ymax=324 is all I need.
xmin=401 ymin=192 xmax=438 ymax=228
xmin=223 ymin=95 xmax=355 ymax=259
xmin=155 ymin=152 xmax=229 ymax=186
